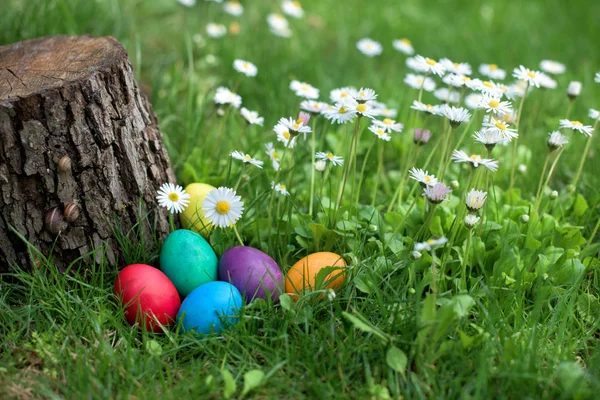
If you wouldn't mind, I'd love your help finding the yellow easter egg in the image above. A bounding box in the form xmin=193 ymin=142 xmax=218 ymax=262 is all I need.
xmin=285 ymin=252 xmax=347 ymax=295
xmin=179 ymin=183 xmax=216 ymax=237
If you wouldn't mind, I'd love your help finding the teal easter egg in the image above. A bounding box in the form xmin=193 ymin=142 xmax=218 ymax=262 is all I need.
xmin=160 ymin=229 xmax=218 ymax=297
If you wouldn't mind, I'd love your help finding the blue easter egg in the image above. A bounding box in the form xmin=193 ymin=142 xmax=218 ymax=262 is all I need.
xmin=160 ymin=229 xmax=218 ymax=297
xmin=177 ymin=281 xmax=243 ymax=334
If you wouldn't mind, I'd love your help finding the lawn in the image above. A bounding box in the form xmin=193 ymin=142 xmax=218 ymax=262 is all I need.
xmin=1 ymin=0 xmax=600 ymax=398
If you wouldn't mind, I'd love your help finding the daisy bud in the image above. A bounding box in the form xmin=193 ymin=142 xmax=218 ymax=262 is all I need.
xmin=408 ymin=288 xmax=416 ymax=294
xmin=411 ymin=250 xmax=422 ymax=260
xmin=465 ymin=189 xmax=487 ymax=212
xmin=550 ymin=190 xmax=558 ymax=200
xmin=451 ymin=180 xmax=459 ymax=189
xmin=547 ymin=131 xmax=568 ymax=152
xmin=518 ymin=164 xmax=527 ymax=173
xmin=368 ymin=224 xmax=378 ymax=233
xmin=413 ymin=128 xmax=432 ymax=145
xmin=217 ymin=108 xmax=225 ymax=116
xmin=567 ymin=184 xmax=576 ymax=193
xmin=567 ymin=81 xmax=582 ymax=100
xmin=464 ymin=214 xmax=480 ymax=229
xmin=326 ymin=289 xmax=336 ymax=301
xmin=314 ymin=160 xmax=327 ymax=172
xmin=543 ymin=273 xmax=549 ymax=280
xmin=520 ymin=214 xmax=530 ymax=223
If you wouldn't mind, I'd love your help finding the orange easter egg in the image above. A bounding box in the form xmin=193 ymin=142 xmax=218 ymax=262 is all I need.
xmin=285 ymin=252 xmax=347 ymax=294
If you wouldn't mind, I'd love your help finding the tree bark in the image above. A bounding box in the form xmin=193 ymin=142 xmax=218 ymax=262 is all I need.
xmin=0 ymin=35 xmax=174 ymax=272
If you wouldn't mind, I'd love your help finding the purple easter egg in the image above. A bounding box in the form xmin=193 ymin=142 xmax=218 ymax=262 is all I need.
xmin=218 ymin=246 xmax=283 ymax=303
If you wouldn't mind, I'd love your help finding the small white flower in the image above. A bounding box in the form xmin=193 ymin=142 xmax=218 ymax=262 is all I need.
xmin=550 ymin=190 xmax=559 ymax=200
xmin=414 ymin=237 xmax=448 ymax=252
xmin=202 ymin=187 xmax=244 ymax=228
xmin=330 ymin=87 xmax=358 ymax=103
xmin=271 ymin=181 xmax=290 ymax=196
xmin=368 ymin=125 xmax=391 ymax=141
xmin=281 ymin=0 xmax=303 ymax=18
xmin=265 ymin=142 xmax=281 ymax=171
xmin=567 ymin=81 xmax=582 ymax=98
xmin=240 ymin=107 xmax=264 ymax=126
xmin=156 ymin=183 xmax=190 ymax=214
xmin=353 ymin=88 xmax=378 ymax=102
xmin=404 ymin=74 xmax=436 ymax=91
xmin=324 ymin=101 xmax=358 ymax=124
xmin=465 ymin=189 xmax=487 ymax=212
xmin=452 ymin=150 xmax=499 ymax=171
xmin=547 ymin=131 xmax=568 ymax=150
xmin=439 ymin=58 xmax=472 ymax=75
xmin=214 ymin=87 xmax=242 ymax=108
xmin=373 ymin=118 xmax=403 ymax=133
xmin=596 ymin=73 xmax=600 ymax=83
xmin=178 ymin=0 xmax=196 ymax=7
xmin=278 ymin=116 xmax=312 ymax=140
xmin=518 ymin=164 xmax=528 ymax=173
xmin=423 ymin=182 xmax=452 ymax=204
xmin=559 ymin=119 xmax=594 ymax=136
xmin=316 ymin=151 xmax=344 ymax=166
xmin=434 ymin=88 xmax=460 ymax=104
xmin=223 ymin=1 xmax=243 ymax=16
xmin=538 ymin=73 xmax=557 ymax=89
xmin=520 ymin=214 xmax=530 ymax=223
xmin=512 ymin=65 xmax=542 ymax=88
xmin=347 ymin=99 xmax=378 ymax=119
xmin=479 ymin=64 xmax=506 ymax=80
xmin=439 ymin=104 xmax=471 ymax=127
xmin=470 ymin=79 xmax=504 ymax=97
xmin=477 ymin=93 xmax=513 ymax=116
xmin=290 ymin=80 xmax=319 ymax=99
xmin=409 ymin=168 xmax=438 ymax=187
xmin=540 ymin=60 xmax=566 ymax=75
xmin=230 ymin=150 xmax=264 ymax=168
xmin=482 ymin=116 xmax=518 ymax=140
xmin=357 ymin=38 xmax=382 ymax=57
xmin=274 ymin=123 xmax=298 ymax=148
xmin=589 ymin=108 xmax=600 ymax=121
xmin=443 ymin=73 xmax=467 ymax=88
xmin=409 ymin=55 xmax=446 ymax=76
xmin=392 ymin=38 xmax=414 ymax=55
xmin=464 ymin=93 xmax=483 ymax=110
xmin=372 ymin=103 xmax=398 ymax=118
xmin=314 ymin=160 xmax=327 ymax=172
xmin=233 ymin=59 xmax=257 ymax=77
xmin=267 ymin=13 xmax=292 ymax=37
xmin=473 ymin=129 xmax=508 ymax=149
xmin=464 ymin=214 xmax=480 ymax=229
xmin=326 ymin=288 xmax=336 ymax=301
xmin=411 ymin=100 xmax=441 ymax=115
xmin=411 ymin=250 xmax=422 ymax=260
xmin=206 ymin=23 xmax=227 ymax=38
xmin=300 ymin=100 xmax=330 ymax=114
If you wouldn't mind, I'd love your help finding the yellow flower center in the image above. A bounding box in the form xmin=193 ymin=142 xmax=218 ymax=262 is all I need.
xmin=376 ymin=129 xmax=384 ymax=136
xmin=462 ymin=76 xmax=471 ymax=82
xmin=272 ymin=151 xmax=279 ymax=159
xmin=229 ymin=22 xmax=240 ymax=34
xmin=416 ymin=78 xmax=424 ymax=84
xmin=244 ymin=154 xmax=251 ymax=160
xmin=313 ymin=104 xmax=320 ymax=109
xmin=401 ymin=38 xmax=411 ymax=45
xmin=359 ymin=91 xmax=365 ymax=97
xmin=453 ymin=63 xmax=459 ymax=68
xmin=283 ymin=131 xmax=291 ymax=140
xmin=572 ymin=121 xmax=582 ymax=126
xmin=356 ymin=104 xmax=367 ymax=113
xmin=168 ymin=193 xmax=179 ymax=202
xmin=243 ymin=62 xmax=249 ymax=69
xmin=483 ymin=81 xmax=494 ymax=88
xmin=383 ymin=118 xmax=393 ymax=125
xmin=470 ymin=154 xmax=482 ymax=162
xmin=426 ymin=104 xmax=433 ymax=109
xmin=489 ymin=99 xmax=500 ymax=108
xmin=292 ymin=1 xmax=301 ymax=8
xmin=216 ymin=201 xmax=231 ymax=214
xmin=526 ymin=71 xmax=536 ymax=79
xmin=495 ymin=121 xmax=507 ymax=130
xmin=425 ymin=175 xmax=432 ymax=183
xmin=338 ymin=106 xmax=348 ymax=114
xmin=489 ymin=64 xmax=498 ymax=71
xmin=340 ymin=92 xmax=348 ymax=98
xmin=425 ymin=58 xmax=437 ymax=66
xmin=326 ymin=152 xmax=334 ymax=159
xmin=278 ymin=184 xmax=287 ymax=190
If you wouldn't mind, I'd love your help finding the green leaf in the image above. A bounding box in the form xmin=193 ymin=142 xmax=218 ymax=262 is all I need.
xmin=145 ymin=339 xmax=162 ymax=357
xmin=429 ymin=216 xmax=444 ymax=237
xmin=572 ymin=193 xmax=588 ymax=217
xmin=221 ymin=369 xmax=236 ymax=399
xmin=446 ymin=295 xmax=475 ymax=318
xmin=242 ymin=369 xmax=265 ymax=397
xmin=354 ymin=275 xmax=373 ymax=294
xmin=368 ymin=384 xmax=392 ymax=400
xmin=336 ymin=220 xmax=360 ymax=231
xmin=279 ymin=294 xmax=293 ymax=312
xmin=314 ymin=266 xmax=346 ymax=290
xmin=386 ymin=346 xmax=408 ymax=377
xmin=342 ymin=311 xmax=375 ymax=333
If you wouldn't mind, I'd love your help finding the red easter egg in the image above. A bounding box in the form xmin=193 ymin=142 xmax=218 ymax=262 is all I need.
xmin=114 ymin=264 xmax=181 ymax=332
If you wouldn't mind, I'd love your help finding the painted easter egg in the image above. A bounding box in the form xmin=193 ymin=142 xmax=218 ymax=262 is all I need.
xmin=177 ymin=281 xmax=243 ymax=334
xmin=179 ymin=183 xmax=216 ymax=237
xmin=218 ymin=246 xmax=283 ymax=303
xmin=160 ymin=229 xmax=218 ymax=297
xmin=114 ymin=264 xmax=181 ymax=332
xmin=285 ymin=252 xmax=347 ymax=294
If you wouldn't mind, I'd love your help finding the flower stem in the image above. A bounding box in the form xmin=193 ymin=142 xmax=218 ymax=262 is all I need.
xmin=415 ymin=203 xmax=437 ymax=242
xmin=438 ymin=125 xmax=457 ymax=180
xmin=309 ymin=118 xmax=318 ymax=216
xmin=168 ymin=213 xmax=176 ymax=232
xmin=572 ymin=119 xmax=599 ymax=189
xmin=371 ymin=141 xmax=384 ymax=206
xmin=509 ymin=84 xmax=529 ymax=203
xmin=535 ymin=147 xmax=565 ymax=213
xmin=232 ymin=225 xmax=245 ymax=247
xmin=267 ymin=146 xmax=290 ymax=251
xmin=533 ymin=152 xmax=551 ymax=210
xmin=337 ymin=117 xmax=361 ymax=210
xmin=462 ymin=231 xmax=472 ymax=291
xmin=355 ymin=141 xmax=375 ymax=205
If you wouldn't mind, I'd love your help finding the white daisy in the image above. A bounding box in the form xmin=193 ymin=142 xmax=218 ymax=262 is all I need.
xmin=271 ymin=181 xmax=290 ymax=196
xmin=409 ymin=168 xmax=438 ymax=187
xmin=423 ymin=183 xmax=452 ymax=204
xmin=512 ymin=65 xmax=542 ymax=88
xmin=278 ymin=116 xmax=312 ymax=137
xmin=156 ymin=183 xmax=190 ymax=214
xmin=267 ymin=13 xmax=291 ymax=38
xmin=410 ymin=100 xmax=439 ymax=115
xmin=300 ymin=100 xmax=329 ymax=114
xmin=404 ymin=74 xmax=436 ymax=91
xmin=178 ymin=0 xmax=196 ymax=6
xmin=357 ymin=38 xmax=382 ymax=57
xmin=206 ymin=23 xmax=227 ymax=38
xmin=479 ymin=64 xmax=506 ymax=80
xmin=596 ymin=73 xmax=600 ymax=83
xmin=464 ymin=93 xmax=483 ymax=110
xmin=439 ymin=58 xmax=472 ymax=75
xmin=392 ymin=38 xmax=414 ymax=55
xmin=324 ymin=101 xmax=358 ymax=124
xmin=477 ymin=93 xmax=513 ymax=116
xmin=410 ymin=55 xmax=446 ymax=76
xmin=589 ymin=109 xmax=600 ymax=121
xmin=233 ymin=59 xmax=257 ymax=77
xmin=540 ymin=60 xmax=566 ymax=75
xmin=464 ymin=214 xmax=480 ymax=229
xmin=346 ymin=99 xmax=378 ymax=119
xmin=559 ymin=119 xmax=594 ymax=136
xmin=223 ymin=1 xmax=243 ymax=16
xmin=202 ymin=187 xmax=244 ymax=228
xmin=281 ymin=0 xmax=303 ymax=19
xmin=230 ymin=150 xmax=264 ymax=168
xmin=214 ymin=87 xmax=242 ymax=108
xmin=290 ymin=80 xmax=319 ymax=99
xmin=353 ymin=88 xmax=378 ymax=103
xmin=547 ymin=131 xmax=568 ymax=151
xmin=434 ymin=88 xmax=460 ymax=104
xmin=414 ymin=236 xmax=448 ymax=252
xmin=265 ymin=142 xmax=281 ymax=171
xmin=368 ymin=125 xmax=391 ymax=141
xmin=452 ymin=150 xmax=499 ymax=171
xmin=376 ymin=106 xmax=398 ymax=118
xmin=443 ymin=73 xmax=467 ymax=88
xmin=274 ymin=123 xmax=298 ymax=148
xmin=314 ymin=160 xmax=327 ymax=172
xmin=473 ymin=129 xmax=508 ymax=150
xmin=505 ymin=81 xmax=528 ymax=99
xmin=482 ymin=116 xmax=518 ymax=139
xmin=330 ymin=86 xmax=358 ymax=103
xmin=240 ymin=107 xmax=264 ymax=126
xmin=537 ymin=73 xmax=557 ymax=89
xmin=438 ymin=104 xmax=471 ymax=127
xmin=469 ymin=79 xmax=504 ymax=97
xmin=373 ymin=118 xmax=404 ymax=133
xmin=465 ymin=189 xmax=487 ymax=212
xmin=315 ymin=151 xmax=344 ymax=166
xmin=567 ymin=81 xmax=582 ymax=98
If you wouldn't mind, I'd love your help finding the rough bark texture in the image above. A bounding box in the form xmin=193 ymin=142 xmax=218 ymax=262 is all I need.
xmin=0 ymin=35 xmax=174 ymax=272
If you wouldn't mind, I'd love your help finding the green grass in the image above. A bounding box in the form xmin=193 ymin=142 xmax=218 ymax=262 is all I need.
xmin=2 ymin=0 xmax=600 ymax=398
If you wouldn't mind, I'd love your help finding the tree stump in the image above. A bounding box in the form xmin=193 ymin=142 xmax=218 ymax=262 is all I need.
xmin=0 ymin=35 xmax=174 ymax=272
